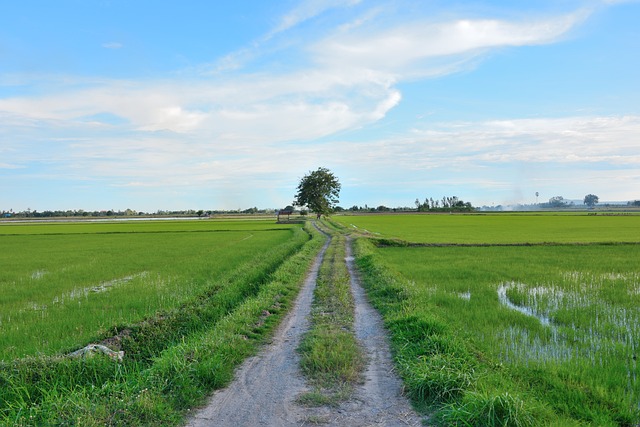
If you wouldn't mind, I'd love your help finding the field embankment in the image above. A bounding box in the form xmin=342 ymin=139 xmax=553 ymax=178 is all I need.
xmin=332 ymin=213 xmax=640 ymax=426
xmin=0 ymin=220 xmax=324 ymax=426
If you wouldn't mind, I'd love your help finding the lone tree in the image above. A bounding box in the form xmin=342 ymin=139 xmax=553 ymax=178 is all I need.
xmin=584 ymin=194 xmax=599 ymax=208
xmin=293 ymin=167 xmax=341 ymax=219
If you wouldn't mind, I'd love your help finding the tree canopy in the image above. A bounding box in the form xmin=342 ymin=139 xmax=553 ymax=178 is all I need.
xmin=548 ymin=196 xmax=569 ymax=208
xmin=293 ymin=167 xmax=341 ymax=217
xmin=584 ymin=194 xmax=599 ymax=208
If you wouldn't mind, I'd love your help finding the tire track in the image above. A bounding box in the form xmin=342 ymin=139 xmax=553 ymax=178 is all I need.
xmin=185 ymin=232 xmax=330 ymax=426
xmin=298 ymin=236 xmax=424 ymax=426
xmin=185 ymin=226 xmax=425 ymax=426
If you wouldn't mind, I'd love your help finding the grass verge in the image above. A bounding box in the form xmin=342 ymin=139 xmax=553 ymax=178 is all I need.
xmin=0 ymin=223 xmax=324 ymax=426
xmin=352 ymin=236 xmax=640 ymax=426
xmin=352 ymin=237 xmax=548 ymax=426
xmin=297 ymin=222 xmax=364 ymax=406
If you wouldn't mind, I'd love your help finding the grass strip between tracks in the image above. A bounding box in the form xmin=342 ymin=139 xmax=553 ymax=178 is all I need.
xmin=297 ymin=221 xmax=365 ymax=406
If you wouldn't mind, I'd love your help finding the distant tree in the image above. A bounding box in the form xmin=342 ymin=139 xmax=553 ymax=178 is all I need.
xmin=293 ymin=167 xmax=341 ymax=219
xmin=583 ymin=194 xmax=599 ymax=208
xmin=548 ymin=196 xmax=568 ymax=208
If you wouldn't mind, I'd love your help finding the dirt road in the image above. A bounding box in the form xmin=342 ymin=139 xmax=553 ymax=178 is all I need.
xmin=185 ymin=231 xmax=425 ymax=426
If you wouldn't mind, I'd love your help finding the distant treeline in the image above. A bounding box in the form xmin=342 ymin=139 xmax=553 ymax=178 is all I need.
xmin=1 ymin=197 xmax=479 ymax=219
xmin=0 ymin=207 xmax=275 ymax=218
xmin=5 ymin=198 xmax=639 ymax=218
xmin=341 ymin=196 xmax=475 ymax=213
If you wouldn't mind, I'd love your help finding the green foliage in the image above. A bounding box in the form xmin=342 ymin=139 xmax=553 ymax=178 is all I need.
xmin=438 ymin=391 xmax=538 ymax=427
xmin=548 ymin=196 xmax=569 ymax=208
xmin=415 ymin=195 xmax=475 ymax=212
xmin=293 ymin=167 xmax=341 ymax=217
xmin=404 ymin=353 xmax=476 ymax=403
xmin=583 ymin=194 xmax=599 ymax=208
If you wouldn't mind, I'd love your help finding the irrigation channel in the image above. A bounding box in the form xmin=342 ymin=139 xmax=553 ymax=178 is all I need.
xmin=185 ymin=222 xmax=424 ymax=426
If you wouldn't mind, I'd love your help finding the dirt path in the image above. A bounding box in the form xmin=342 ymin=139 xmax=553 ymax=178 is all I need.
xmin=185 ymin=230 xmax=425 ymax=426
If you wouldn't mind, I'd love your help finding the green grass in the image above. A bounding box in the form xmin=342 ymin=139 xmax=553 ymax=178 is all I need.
xmin=0 ymin=220 xmax=298 ymax=360
xmin=0 ymin=220 xmax=325 ymax=426
xmin=345 ymin=213 xmax=640 ymax=426
xmin=0 ymin=218 xmax=284 ymax=235
xmin=298 ymin=222 xmax=364 ymax=404
xmin=333 ymin=213 xmax=640 ymax=244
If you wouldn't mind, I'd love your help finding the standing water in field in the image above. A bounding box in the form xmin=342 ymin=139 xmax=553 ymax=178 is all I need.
xmin=495 ymin=272 xmax=640 ymax=412
xmin=497 ymin=282 xmax=552 ymax=326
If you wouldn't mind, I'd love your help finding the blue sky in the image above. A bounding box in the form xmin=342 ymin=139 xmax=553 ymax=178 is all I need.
xmin=1 ymin=0 xmax=639 ymax=212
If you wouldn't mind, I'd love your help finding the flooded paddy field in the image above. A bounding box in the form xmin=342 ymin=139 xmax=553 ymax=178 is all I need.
xmin=344 ymin=213 xmax=640 ymax=425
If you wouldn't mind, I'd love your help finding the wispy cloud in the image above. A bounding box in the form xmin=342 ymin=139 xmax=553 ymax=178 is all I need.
xmin=101 ymin=42 xmax=123 ymax=49
xmin=0 ymin=6 xmax=586 ymax=139
xmin=313 ymin=10 xmax=589 ymax=78
xmin=0 ymin=163 xmax=24 ymax=169
xmin=268 ymin=0 xmax=362 ymax=37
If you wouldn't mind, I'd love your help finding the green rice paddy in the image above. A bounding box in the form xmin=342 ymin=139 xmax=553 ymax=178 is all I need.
xmin=334 ymin=213 xmax=640 ymax=244
xmin=3 ymin=213 xmax=640 ymax=425
xmin=0 ymin=220 xmax=297 ymax=360
xmin=342 ymin=213 xmax=640 ymax=425
xmin=0 ymin=219 xmax=323 ymax=426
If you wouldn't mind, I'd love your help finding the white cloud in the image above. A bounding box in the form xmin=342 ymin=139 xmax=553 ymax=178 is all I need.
xmin=0 ymin=64 xmax=401 ymax=139
xmin=101 ymin=42 xmax=123 ymax=49
xmin=406 ymin=116 xmax=640 ymax=166
xmin=312 ymin=10 xmax=588 ymax=77
xmin=0 ymin=4 xmax=589 ymax=142
xmin=0 ymin=162 xmax=23 ymax=169
xmin=269 ymin=0 xmax=362 ymax=37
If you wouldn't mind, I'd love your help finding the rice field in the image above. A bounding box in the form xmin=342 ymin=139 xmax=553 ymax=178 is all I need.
xmin=0 ymin=219 xmax=300 ymax=360
xmin=346 ymin=213 xmax=640 ymax=425
xmin=0 ymin=219 xmax=323 ymax=426
xmin=334 ymin=212 xmax=640 ymax=244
